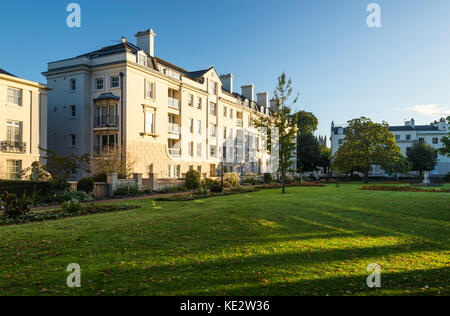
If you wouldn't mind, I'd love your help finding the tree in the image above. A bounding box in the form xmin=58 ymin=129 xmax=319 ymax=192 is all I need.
xmin=297 ymin=133 xmax=321 ymax=174
xmin=317 ymin=145 xmax=331 ymax=174
xmin=332 ymin=117 xmax=406 ymax=183
xmin=295 ymin=111 xmax=318 ymax=135
xmin=90 ymin=147 xmax=136 ymax=179
xmin=254 ymin=72 xmax=299 ymax=194
xmin=438 ymin=116 xmax=450 ymax=157
xmin=39 ymin=148 xmax=90 ymax=190
xmin=407 ymin=140 xmax=438 ymax=178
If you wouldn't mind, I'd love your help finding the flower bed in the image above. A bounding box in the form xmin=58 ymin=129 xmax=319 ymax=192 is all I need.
xmin=360 ymin=185 xmax=450 ymax=193
xmin=0 ymin=204 xmax=141 ymax=226
xmin=255 ymin=182 xmax=326 ymax=189
xmin=155 ymin=187 xmax=259 ymax=202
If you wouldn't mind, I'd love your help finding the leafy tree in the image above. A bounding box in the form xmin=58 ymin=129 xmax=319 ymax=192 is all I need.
xmin=40 ymin=148 xmax=90 ymax=190
xmin=332 ymin=117 xmax=405 ymax=183
xmin=297 ymin=133 xmax=321 ymax=173
xmin=438 ymin=116 xmax=450 ymax=157
xmin=254 ymin=72 xmax=299 ymax=194
xmin=295 ymin=111 xmax=318 ymax=135
xmin=317 ymin=145 xmax=331 ymax=174
xmin=407 ymin=140 xmax=438 ymax=177
xmin=91 ymin=147 xmax=136 ymax=179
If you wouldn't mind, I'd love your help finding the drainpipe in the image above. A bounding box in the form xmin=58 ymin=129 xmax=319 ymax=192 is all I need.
xmin=120 ymin=72 xmax=124 ymax=164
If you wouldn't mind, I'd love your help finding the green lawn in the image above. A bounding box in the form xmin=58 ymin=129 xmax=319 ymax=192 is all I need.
xmin=0 ymin=184 xmax=448 ymax=296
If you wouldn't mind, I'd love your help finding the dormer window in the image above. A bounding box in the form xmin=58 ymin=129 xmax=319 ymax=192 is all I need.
xmin=137 ymin=51 xmax=147 ymax=66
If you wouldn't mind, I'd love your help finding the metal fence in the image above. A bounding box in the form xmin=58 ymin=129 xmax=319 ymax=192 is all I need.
xmin=0 ymin=180 xmax=52 ymax=197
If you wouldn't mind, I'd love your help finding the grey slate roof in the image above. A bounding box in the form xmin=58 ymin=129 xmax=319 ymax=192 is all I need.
xmin=94 ymin=92 xmax=120 ymax=101
xmin=333 ymin=125 xmax=441 ymax=134
xmin=0 ymin=69 xmax=16 ymax=77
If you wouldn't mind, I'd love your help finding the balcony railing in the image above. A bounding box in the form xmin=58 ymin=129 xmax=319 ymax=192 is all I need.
xmin=0 ymin=141 xmax=27 ymax=153
xmin=168 ymin=97 xmax=180 ymax=109
xmin=94 ymin=115 xmax=119 ymax=128
xmin=236 ymin=118 xmax=243 ymax=127
xmin=93 ymin=145 xmax=118 ymax=155
xmin=168 ymin=123 xmax=181 ymax=134
xmin=169 ymin=148 xmax=181 ymax=157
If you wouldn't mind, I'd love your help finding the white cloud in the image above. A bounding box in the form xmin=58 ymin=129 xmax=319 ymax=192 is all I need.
xmin=406 ymin=104 xmax=450 ymax=117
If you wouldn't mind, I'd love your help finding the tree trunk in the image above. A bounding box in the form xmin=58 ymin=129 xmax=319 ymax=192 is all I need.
xmin=282 ymin=169 xmax=286 ymax=194
xmin=364 ymin=167 xmax=369 ymax=184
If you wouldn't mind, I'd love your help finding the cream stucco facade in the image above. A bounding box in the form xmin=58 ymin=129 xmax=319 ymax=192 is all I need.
xmin=0 ymin=70 xmax=48 ymax=180
xmin=44 ymin=29 xmax=272 ymax=180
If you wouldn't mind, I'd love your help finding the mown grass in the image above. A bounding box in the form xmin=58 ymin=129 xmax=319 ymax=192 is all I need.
xmin=0 ymin=184 xmax=448 ymax=296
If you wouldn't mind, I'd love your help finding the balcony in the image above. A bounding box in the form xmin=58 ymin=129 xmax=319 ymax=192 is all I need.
xmin=93 ymin=145 xmax=118 ymax=155
xmin=168 ymin=123 xmax=181 ymax=135
xmin=169 ymin=148 xmax=181 ymax=157
xmin=94 ymin=116 xmax=119 ymax=128
xmin=168 ymin=97 xmax=180 ymax=110
xmin=236 ymin=118 xmax=243 ymax=127
xmin=1 ymin=141 xmax=27 ymax=154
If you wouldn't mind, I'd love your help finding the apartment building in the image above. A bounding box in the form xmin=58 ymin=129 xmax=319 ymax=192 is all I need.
xmin=330 ymin=118 xmax=450 ymax=176
xmin=0 ymin=69 xmax=48 ymax=180
xmin=43 ymin=29 xmax=272 ymax=180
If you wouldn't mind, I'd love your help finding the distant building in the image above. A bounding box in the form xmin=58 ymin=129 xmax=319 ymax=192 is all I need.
xmin=330 ymin=118 xmax=450 ymax=176
xmin=0 ymin=69 xmax=49 ymax=180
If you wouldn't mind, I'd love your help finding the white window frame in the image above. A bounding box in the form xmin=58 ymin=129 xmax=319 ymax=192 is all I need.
xmin=70 ymin=79 xmax=76 ymax=92
xmin=145 ymin=79 xmax=155 ymax=99
xmin=110 ymin=76 xmax=120 ymax=89
xmin=197 ymin=120 xmax=202 ymax=135
xmin=145 ymin=109 xmax=155 ymax=134
xmin=432 ymin=137 xmax=439 ymax=145
xmin=70 ymin=105 xmax=76 ymax=118
xmin=197 ymin=97 xmax=202 ymax=109
xmin=6 ymin=120 xmax=22 ymax=143
xmin=209 ymin=103 xmax=217 ymax=116
xmin=188 ymin=94 xmax=194 ymax=106
xmin=197 ymin=143 xmax=202 ymax=158
xmin=95 ymin=78 xmax=104 ymax=90
xmin=6 ymin=160 xmax=22 ymax=180
xmin=138 ymin=51 xmax=147 ymax=66
xmin=70 ymin=134 xmax=76 ymax=147
xmin=7 ymin=87 xmax=22 ymax=106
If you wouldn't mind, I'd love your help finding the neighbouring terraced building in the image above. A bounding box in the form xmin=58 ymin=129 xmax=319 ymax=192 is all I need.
xmin=43 ymin=29 xmax=273 ymax=180
xmin=0 ymin=69 xmax=48 ymax=180
xmin=330 ymin=118 xmax=450 ymax=176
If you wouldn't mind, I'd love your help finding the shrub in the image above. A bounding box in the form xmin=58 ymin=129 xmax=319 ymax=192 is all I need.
xmin=77 ymin=177 xmax=94 ymax=194
xmin=61 ymin=199 xmax=83 ymax=213
xmin=53 ymin=190 xmax=93 ymax=203
xmin=115 ymin=183 xmax=141 ymax=197
xmin=202 ymin=178 xmax=217 ymax=190
xmin=154 ymin=185 xmax=186 ymax=194
xmin=0 ymin=191 xmax=32 ymax=218
xmin=445 ymin=172 xmax=450 ymax=183
xmin=224 ymin=173 xmax=240 ymax=187
xmin=185 ymin=170 xmax=201 ymax=190
xmin=92 ymin=173 xmax=107 ymax=183
xmin=210 ymin=181 xmax=224 ymax=193
xmin=360 ymin=184 xmax=450 ymax=193
xmin=264 ymin=173 xmax=273 ymax=184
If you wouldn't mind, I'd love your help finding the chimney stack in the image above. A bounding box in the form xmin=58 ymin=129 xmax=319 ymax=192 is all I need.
xmin=241 ymin=84 xmax=255 ymax=102
xmin=135 ymin=29 xmax=156 ymax=57
xmin=256 ymin=92 xmax=269 ymax=107
xmin=411 ymin=118 xmax=415 ymax=128
xmin=270 ymin=98 xmax=279 ymax=113
xmin=219 ymin=73 xmax=234 ymax=93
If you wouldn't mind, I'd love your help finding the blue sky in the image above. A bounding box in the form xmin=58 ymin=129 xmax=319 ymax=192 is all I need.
xmin=1 ymin=0 xmax=449 ymax=141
